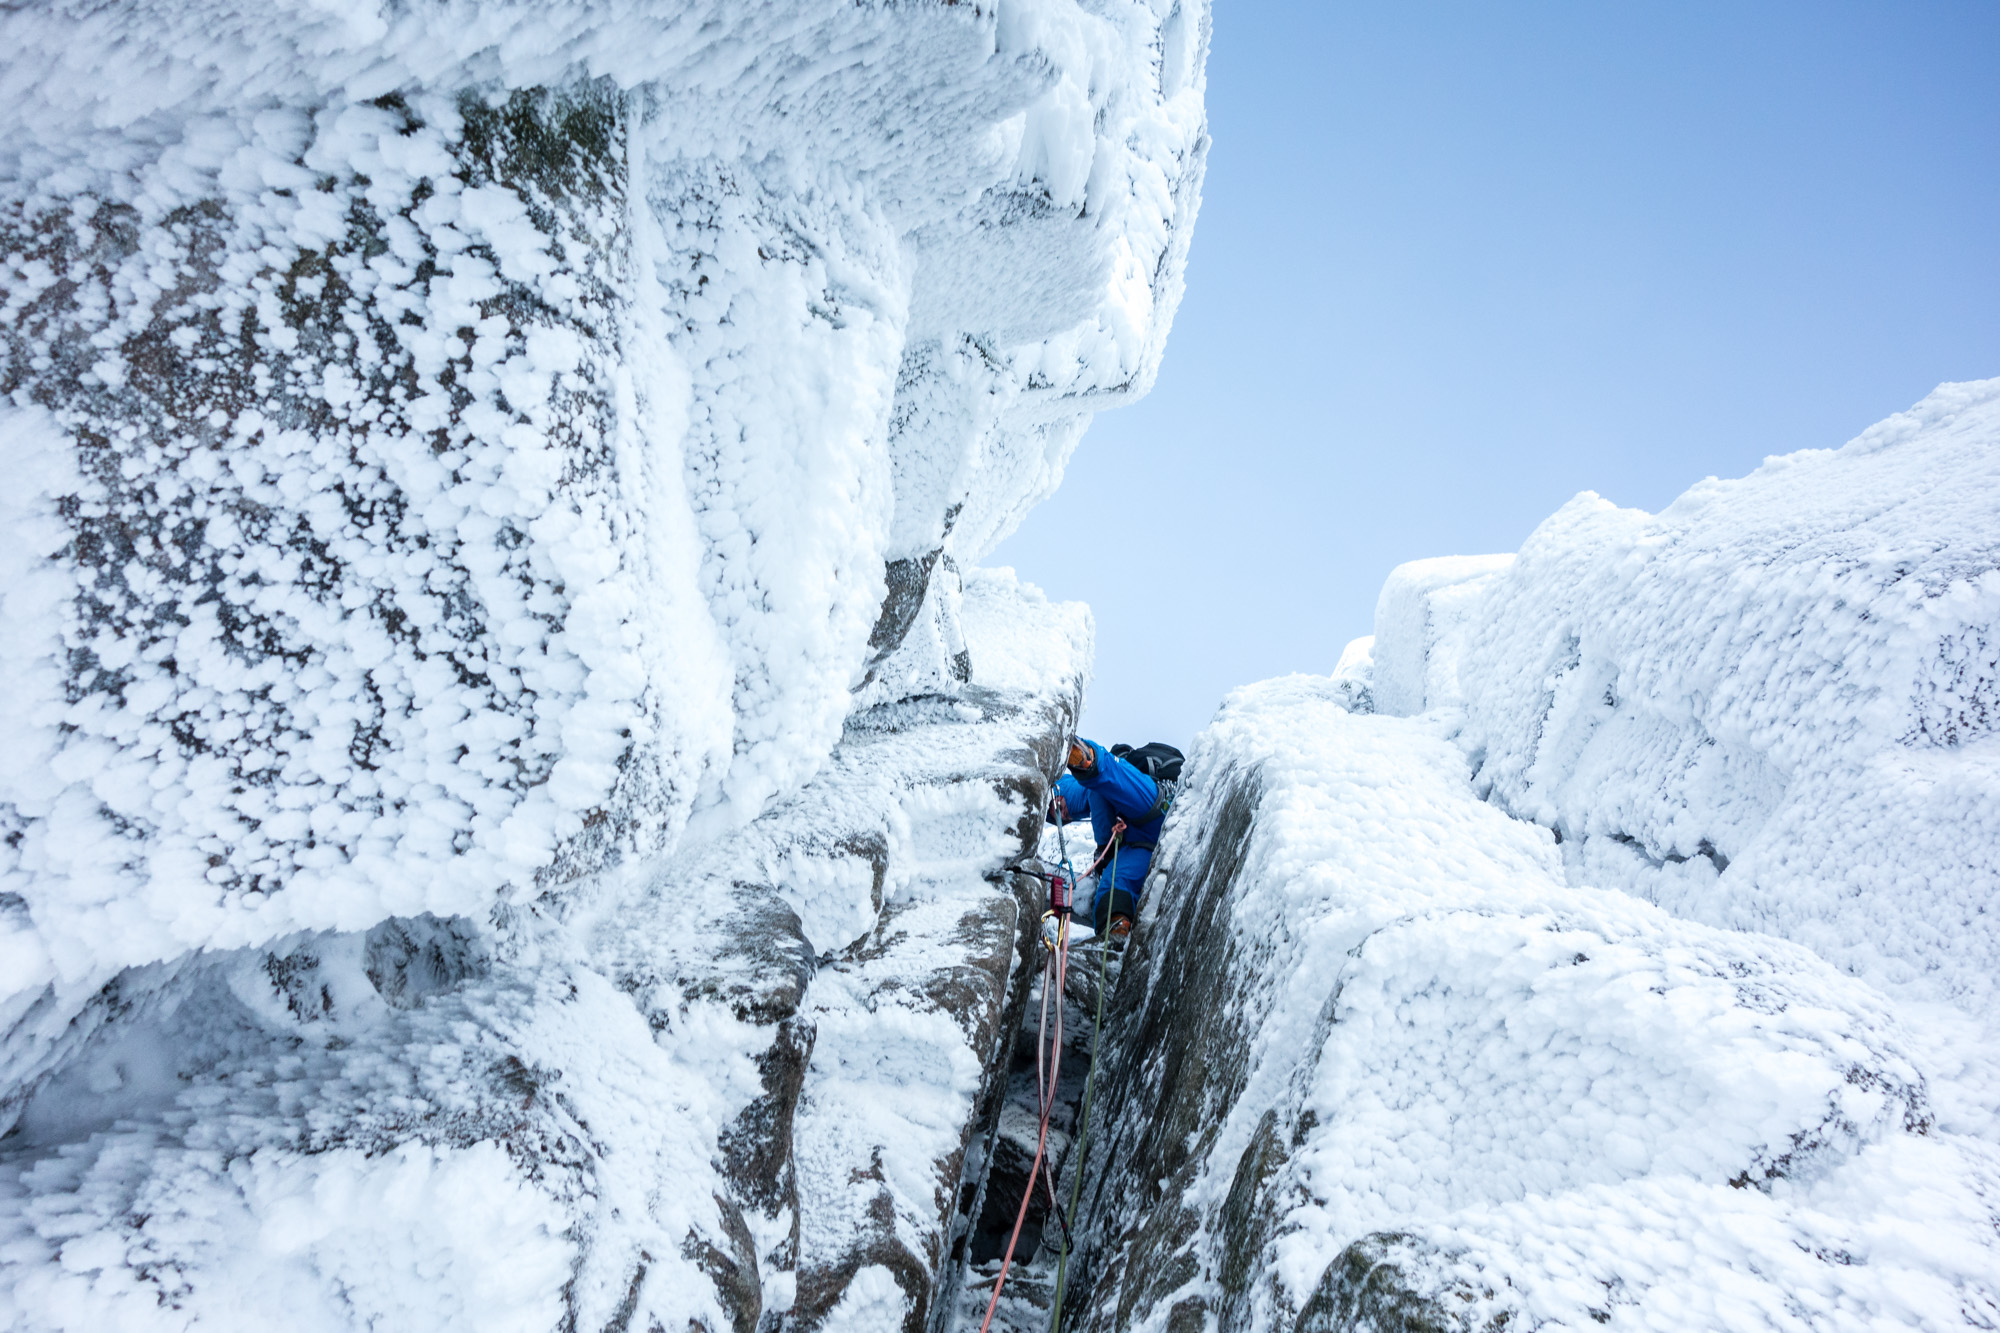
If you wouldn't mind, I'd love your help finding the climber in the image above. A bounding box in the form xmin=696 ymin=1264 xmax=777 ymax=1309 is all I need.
xmin=1046 ymin=737 xmax=1171 ymax=945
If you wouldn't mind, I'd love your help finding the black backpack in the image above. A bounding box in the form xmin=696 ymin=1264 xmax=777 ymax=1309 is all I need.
xmin=1112 ymin=741 xmax=1184 ymax=784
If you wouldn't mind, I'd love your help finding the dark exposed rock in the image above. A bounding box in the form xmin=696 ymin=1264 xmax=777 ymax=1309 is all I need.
xmin=705 ymin=894 xmax=821 ymax=1029
xmin=1294 ymin=1234 xmax=1520 ymax=1333
xmin=685 ymin=1198 xmax=764 ymax=1333
xmin=871 ymin=550 xmax=946 ymax=654
xmin=364 ymin=914 xmax=492 ymax=1009
xmin=1220 ymin=1108 xmax=1288 ymax=1300
xmin=719 ymin=1014 xmax=817 ymax=1220
xmin=1058 ymin=765 xmax=1264 ymax=1331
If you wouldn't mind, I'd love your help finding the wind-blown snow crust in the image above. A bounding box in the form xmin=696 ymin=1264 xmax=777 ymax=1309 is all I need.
xmin=1375 ymin=379 xmax=2000 ymax=1025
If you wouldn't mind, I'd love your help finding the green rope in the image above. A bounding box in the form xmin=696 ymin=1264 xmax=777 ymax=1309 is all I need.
xmin=1050 ymin=835 xmax=1116 ymax=1331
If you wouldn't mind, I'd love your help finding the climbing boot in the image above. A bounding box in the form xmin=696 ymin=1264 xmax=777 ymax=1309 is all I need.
xmin=1107 ymin=914 xmax=1135 ymax=949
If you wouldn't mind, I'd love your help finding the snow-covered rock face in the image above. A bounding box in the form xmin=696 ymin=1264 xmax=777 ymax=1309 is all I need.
xmin=1052 ymin=383 xmax=2000 ymax=1332
xmin=0 ymin=0 xmax=1208 ymax=1043
xmin=0 ymin=8 xmax=1204 ymax=1327
xmin=2 ymin=569 xmax=1091 ymax=1331
xmin=1066 ymin=684 xmax=1996 ymax=1333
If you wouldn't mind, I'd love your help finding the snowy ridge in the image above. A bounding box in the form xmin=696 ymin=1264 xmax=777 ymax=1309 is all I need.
xmin=0 ymin=0 xmax=1207 ymax=1127
xmin=1058 ymin=384 xmax=2000 ymax=1332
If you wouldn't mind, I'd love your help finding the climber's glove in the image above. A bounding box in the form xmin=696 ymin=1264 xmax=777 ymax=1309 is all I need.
xmin=1066 ymin=739 xmax=1097 ymax=777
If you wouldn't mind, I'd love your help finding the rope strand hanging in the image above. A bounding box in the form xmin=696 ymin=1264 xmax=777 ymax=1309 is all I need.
xmin=975 ymin=812 xmax=1090 ymax=1333
xmin=978 ymin=811 xmax=1126 ymax=1333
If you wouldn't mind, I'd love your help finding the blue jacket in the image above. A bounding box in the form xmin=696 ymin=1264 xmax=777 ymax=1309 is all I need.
xmin=1053 ymin=739 xmax=1166 ymax=850
xmin=1051 ymin=739 xmax=1166 ymax=923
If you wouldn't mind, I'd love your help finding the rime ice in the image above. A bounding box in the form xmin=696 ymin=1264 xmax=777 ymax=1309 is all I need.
xmin=0 ymin=2 xmax=1204 ymax=1328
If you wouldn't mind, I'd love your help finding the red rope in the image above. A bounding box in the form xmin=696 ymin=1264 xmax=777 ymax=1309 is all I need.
xmin=977 ymin=916 xmax=1070 ymax=1332
xmin=1082 ymin=820 xmax=1128 ymax=879
xmin=976 ymin=814 xmax=1129 ymax=1326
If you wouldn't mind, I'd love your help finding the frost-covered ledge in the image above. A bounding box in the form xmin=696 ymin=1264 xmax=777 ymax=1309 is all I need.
xmin=0 ymin=0 xmax=1207 ymax=1105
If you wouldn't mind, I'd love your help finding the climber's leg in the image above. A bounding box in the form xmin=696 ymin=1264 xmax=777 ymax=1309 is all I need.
xmin=1089 ymin=847 xmax=1151 ymax=942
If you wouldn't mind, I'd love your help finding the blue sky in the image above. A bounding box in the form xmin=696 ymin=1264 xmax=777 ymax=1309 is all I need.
xmin=990 ymin=0 xmax=2000 ymax=751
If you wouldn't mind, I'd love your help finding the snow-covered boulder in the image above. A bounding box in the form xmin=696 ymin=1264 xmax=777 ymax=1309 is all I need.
xmin=0 ymin=0 xmax=1206 ymax=1133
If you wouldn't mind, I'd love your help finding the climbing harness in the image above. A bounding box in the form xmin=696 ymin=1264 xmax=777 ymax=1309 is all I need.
xmin=1081 ymin=819 xmax=1127 ymax=878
